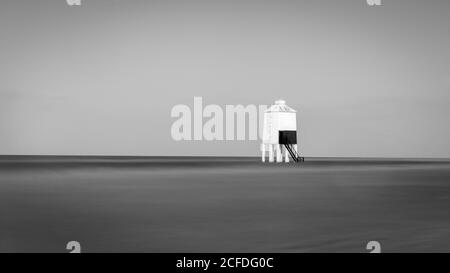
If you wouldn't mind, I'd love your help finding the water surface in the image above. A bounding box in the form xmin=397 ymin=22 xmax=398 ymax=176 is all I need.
xmin=1 ymin=156 xmax=449 ymax=252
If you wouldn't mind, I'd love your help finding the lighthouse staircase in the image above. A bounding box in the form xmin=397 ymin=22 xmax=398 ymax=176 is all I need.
xmin=284 ymin=144 xmax=305 ymax=162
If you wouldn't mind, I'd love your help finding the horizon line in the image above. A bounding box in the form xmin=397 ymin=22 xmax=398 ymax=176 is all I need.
xmin=1 ymin=154 xmax=450 ymax=161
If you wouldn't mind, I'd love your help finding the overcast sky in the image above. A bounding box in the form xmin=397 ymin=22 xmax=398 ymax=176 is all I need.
xmin=0 ymin=0 xmax=449 ymax=157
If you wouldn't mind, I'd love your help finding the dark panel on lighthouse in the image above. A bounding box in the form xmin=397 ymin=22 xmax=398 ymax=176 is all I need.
xmin=279 ymin=131 xmax=297 ymax=144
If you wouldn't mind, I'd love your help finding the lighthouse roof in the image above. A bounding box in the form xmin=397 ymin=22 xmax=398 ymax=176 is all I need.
xmin=265 ymin=99 xmax=296 ymax=113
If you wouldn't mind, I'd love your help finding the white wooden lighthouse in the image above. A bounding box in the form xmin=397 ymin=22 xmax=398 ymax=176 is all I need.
xmin=261 ymin=100 xmax=303 ymax=163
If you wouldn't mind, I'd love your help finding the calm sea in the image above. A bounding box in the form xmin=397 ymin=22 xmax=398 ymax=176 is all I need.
xmin=1 ymin=156 xmax=450 ymax=252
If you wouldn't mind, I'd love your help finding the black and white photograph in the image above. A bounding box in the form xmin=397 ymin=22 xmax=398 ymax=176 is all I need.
xmin=1 ymin=0 xmax=450 ymax=264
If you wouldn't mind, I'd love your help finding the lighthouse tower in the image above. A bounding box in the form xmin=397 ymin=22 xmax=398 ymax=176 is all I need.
xmin=261 ymin=100 xmax=303 ymax=163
